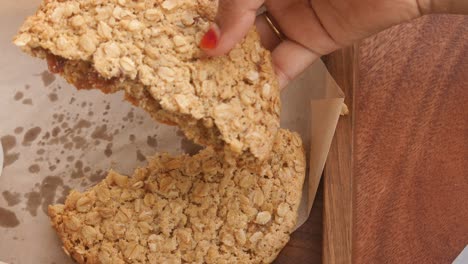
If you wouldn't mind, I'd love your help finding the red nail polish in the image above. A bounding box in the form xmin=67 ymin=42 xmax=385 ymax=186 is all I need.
xmin=200 ymin=28 xmax=218 ymax=50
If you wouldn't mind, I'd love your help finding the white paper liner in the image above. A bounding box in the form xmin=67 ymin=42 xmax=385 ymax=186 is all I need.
xmin=0 ymin=2 xmax=344 ymax=263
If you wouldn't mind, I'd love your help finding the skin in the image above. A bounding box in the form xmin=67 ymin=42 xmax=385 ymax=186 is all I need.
xmin=201 ymin=0 xmax=468 ymax=88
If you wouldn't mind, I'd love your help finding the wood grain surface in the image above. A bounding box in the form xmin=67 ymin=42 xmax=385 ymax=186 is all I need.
xmin=323 ymin=15 xmax=468 ymax=264
xmin=322 ymin=47 xmax=356 ymax=264
xmin=353 ymin=15 xmax=468 ymax=263
xmin=275 ymin=182 xmax=323 ymax=263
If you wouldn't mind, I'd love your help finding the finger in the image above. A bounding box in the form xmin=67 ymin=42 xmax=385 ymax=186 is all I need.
xmin=254 ymin=14 xmax=282 ymax=50
xmin=255 ymin=13 xmax=318 ymax=89
xmin=200 ymin=0 xmax=264 ymax=56
xmin=271 ymin=40 xmax=319 ymax=89
xmin=266 ymin=0 xmax=341 ymax=55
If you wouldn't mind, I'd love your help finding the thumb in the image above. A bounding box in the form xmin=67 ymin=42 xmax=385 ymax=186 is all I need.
xmin=200 ymin=0 xmax=264 ymax=56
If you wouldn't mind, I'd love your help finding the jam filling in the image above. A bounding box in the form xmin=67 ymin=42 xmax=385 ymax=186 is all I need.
xmin=45 ymin=53 xmax=117 ymax=92
xmin=46 ymin=53 xmax=66 ymax=74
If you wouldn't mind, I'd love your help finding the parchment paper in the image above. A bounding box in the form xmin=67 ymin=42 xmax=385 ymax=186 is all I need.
xmin=0 ymin=1 xmax=344 ymax=263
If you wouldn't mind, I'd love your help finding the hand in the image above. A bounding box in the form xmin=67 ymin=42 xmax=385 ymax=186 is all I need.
xmin=199 ymin=0 xmax=464 ymax=88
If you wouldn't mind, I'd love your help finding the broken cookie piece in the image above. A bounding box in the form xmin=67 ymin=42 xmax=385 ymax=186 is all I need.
xmin=48 ymin=129 xmax=305 ymax=264
xmin=14 ymin=0 xmax=281 ymax=160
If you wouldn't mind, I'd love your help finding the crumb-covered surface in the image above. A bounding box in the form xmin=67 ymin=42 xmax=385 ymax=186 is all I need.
xmin=14 ymin=0 xmax=281 ymax=160
xmin=48 ymin=130 xmax=305 ymax=264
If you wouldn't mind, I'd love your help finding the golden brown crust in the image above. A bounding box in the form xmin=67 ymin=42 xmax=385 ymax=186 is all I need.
xmin=48 ymin=130 xmax=305 ymax=264
xmin=14 ymin=0 xmax=281 ymax=160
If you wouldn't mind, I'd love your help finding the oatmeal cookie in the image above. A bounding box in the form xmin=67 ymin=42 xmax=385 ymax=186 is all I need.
xmin=14 ymin=0 xmax=280 ymax=160
xmin=48 ymin=129 xmax=305 ymax=264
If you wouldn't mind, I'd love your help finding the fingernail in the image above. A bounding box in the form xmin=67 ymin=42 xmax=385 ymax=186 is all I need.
xmin=200 ymin=24 xmax=219 ymax=50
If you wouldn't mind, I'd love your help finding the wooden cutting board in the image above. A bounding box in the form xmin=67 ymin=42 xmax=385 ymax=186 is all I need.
xmin=324 ymin=15 xmax=468 ymax=264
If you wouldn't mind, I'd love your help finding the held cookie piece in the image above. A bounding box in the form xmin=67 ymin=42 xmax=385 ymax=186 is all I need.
xmin=14 ymin=0 xmax=280 ymax=160
xmin=48 ymin=130 xmax=305 ymax=264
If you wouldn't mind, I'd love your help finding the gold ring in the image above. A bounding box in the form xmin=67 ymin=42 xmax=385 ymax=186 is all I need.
xmin=263 ymin=12 xmax=286 ymax=41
